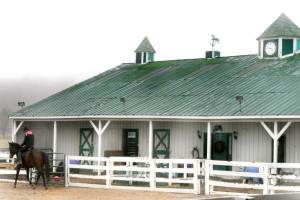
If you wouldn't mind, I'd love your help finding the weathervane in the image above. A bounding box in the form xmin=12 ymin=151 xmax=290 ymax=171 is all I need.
xmin=210 ymin=35 xmax=220 ymax=52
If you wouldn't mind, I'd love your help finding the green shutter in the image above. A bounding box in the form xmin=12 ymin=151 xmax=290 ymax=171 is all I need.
xmin=282 ymin=39 xmax=293 ymax=56
xmin=297 ymin=40 xmax=300 ymax=51
xmin=148 ymin=53 xmax=154 ymax=61
xmin=136 ymin=53 xmax=141 ymax=64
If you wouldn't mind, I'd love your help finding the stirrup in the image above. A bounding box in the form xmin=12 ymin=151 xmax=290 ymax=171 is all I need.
xmin=16 ymin=160 xmax=22 ymax=165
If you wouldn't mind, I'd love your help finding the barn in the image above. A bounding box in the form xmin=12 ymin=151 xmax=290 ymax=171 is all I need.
xmin=9 ymin=13 xmax=300 ymax=171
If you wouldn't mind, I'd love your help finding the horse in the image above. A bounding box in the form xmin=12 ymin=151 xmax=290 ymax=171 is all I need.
xmin=8 ymin=142 xmax=50 ymax=189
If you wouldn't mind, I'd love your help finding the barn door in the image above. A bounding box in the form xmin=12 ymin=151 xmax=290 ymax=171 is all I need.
xmin=123 ymin=129 xmax=139 ymax=157
xmin=153 ymin=129 xmax=170 ymax=159
xmin=79 ymin=128 xmax=94 ymax=165
xmin=211 ymin=133 xmax=232 ymax=171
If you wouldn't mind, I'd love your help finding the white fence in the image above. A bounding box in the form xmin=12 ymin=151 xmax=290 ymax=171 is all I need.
xmin=0 ymin=152 xmax=26 ymax=183
xmin=3 ymin=154 xmax=300 ymax=196
xmin=205 ymin=160 xmax=300 ymax=195
xmin=66 ymin=156 xmax=204 ymax=194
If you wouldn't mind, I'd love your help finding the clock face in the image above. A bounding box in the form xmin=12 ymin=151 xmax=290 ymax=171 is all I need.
xmin=265 ymin=41 xmax=277 ymax=56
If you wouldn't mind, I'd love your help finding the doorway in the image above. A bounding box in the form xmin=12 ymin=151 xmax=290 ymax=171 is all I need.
xmin=153 ymin=129 xmax=170 ymax=159
xmin=79 ymin=128 xmax=94 ymax=165
xmin=123 ymin=129 xmax=139 ymax=157
xmin=204 ymin=132 xmax=232 ymax=170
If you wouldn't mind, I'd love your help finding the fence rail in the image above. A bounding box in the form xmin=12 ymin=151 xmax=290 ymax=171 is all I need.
xmin=205 ymin=160 xmax=300 ymax=195
xmin=66 ymin=156 xmax=203 ymax=194
xmin=3 ymin=154 xmax=300 ymax=196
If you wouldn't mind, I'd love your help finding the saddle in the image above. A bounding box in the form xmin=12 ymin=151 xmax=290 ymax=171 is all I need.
xmin=21 ymin=147 xmax=34 ymax=157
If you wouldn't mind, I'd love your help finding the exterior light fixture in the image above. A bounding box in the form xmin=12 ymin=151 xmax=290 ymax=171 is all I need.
xmin=233 ymin=131 xmax=238 ymax=140
xmin=18 ymin=102 xmax=25 ymax=108
xmin=197 ymin=130 xmax=202 ymax=139
xmin=235 ymin=96 xmax=243 ymax=112
xmin=213 ymin=125 xmax=223 ymax=132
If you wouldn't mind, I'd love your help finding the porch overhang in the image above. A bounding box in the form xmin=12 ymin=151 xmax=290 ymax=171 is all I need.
xmin=9 ymin=114 xmax=300 ymax=122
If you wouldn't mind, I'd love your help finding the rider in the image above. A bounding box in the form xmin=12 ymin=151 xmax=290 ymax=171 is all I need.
xmin=16 ymin=127 xmax=35 ymax=165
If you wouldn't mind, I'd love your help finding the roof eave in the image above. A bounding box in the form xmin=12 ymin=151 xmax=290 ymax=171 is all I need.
xmin=9 ymin=114 xmax=300 ymax=122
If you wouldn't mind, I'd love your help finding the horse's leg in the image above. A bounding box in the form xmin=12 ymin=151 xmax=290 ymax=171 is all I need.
xmin=33 ymin=172 xmax=40 ymax=189
xmin=26 ymin=168 xmax=32 ymax=185
xmin=41 ymin=171 xmax=47 ymax=189
xmin=14 ymin=164 xmax=22 ymax=188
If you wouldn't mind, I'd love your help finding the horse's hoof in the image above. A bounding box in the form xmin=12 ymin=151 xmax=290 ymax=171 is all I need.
xmin=33 ymin=185 xmax=37 ymax=189
xmin=13 ymin=185 xmax=16 ymax=188
xmin=31 ymin=184 xmax=34 ymax=188
xmin=44 ymin=186 xmax=48 ymax=190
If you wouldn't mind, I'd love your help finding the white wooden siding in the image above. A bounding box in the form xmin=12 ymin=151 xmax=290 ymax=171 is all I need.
xmin=15 ymin=121 xmax=299 ymax=163
xmin=16 ymin=121 xmax=53 ymax=149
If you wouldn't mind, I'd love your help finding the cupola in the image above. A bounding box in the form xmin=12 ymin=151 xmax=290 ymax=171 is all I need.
xmin=135 ymin=36 xmax=156 ymax=64
xmin=257 ymin=13 xmax=300 ymax=59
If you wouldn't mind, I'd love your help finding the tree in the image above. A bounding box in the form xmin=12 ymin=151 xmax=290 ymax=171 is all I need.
xmin=0 ymin=107 xmax=10 ymax=139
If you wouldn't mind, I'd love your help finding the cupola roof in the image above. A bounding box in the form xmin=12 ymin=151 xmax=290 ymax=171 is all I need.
xmin=257 ymin=13 xmax=300 ymax=40
xmin=135 ymin=36 xmax=156 ymax=53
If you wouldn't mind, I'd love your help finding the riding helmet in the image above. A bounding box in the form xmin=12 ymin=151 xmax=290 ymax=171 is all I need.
xmin=23 ymin=127 xmax=30 ymax=131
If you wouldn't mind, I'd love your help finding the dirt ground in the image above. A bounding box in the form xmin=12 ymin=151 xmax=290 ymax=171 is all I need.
xmin=0 ymin=181 xmax=217 ymax=200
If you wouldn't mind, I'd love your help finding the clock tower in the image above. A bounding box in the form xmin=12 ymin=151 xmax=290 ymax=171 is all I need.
xmin=257 ymin=13 xmax=300 ymax=59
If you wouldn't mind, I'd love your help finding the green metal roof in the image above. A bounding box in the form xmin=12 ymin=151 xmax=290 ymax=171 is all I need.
xmin=10 ymin=54 xmax=300 ymax=118
xmin=257 ymin=13 xmax=300 ymax=39
xmin=135 ymin=36 xmax=156 ymax=53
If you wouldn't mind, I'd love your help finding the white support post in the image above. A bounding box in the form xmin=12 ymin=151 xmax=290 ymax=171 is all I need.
xmin=207 ymin=122 xmax=211 ymax=160
xmin=273 ymin=122 xmax=278 ymax=164
xmin=149 ymin=120 xmax=153 ymax=159
xmin=146 ymin=52 xmax=149 ymax=63
xmin=141 ymin=52 xmax=144 ymax=64
xmin=98 ymin=120 xmax=102 ymax=175
xmin=89 ymin=120 xmax=110 ymax=136
xmin=12 ymin=121 xmax=24 ymax=143
xmin=53 ymin=121 xmax=57 ymax=172
xmin=260 ymin=39 xmax=264 ymax=58
xmin=271 ymin=122 xmax=278 ymax=194
xmin=12 ymin=120 xmax=16 ymax=143
xmin=278 ymin=38 xmax=282 ymax=58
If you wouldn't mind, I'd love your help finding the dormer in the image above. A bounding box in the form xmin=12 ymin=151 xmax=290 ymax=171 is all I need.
xmin=257 ymin=13 xmax=300 ymax=59
xmin=135 ymin=36 xmax=156 ymax=64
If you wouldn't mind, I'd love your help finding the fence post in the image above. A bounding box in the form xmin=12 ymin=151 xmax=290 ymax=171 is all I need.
xmin=194 ymin=159 xmax=200 ymax=194
xmin=150 ymin=159 xmax=156 ymax=191
xmin=263 ymin=164 xmax=269 ymax=194
xmin=65 ymin=155 xmax=69 ymax=187
xmin=205 ymin=160 xmax=210 ymax=195
xmin=106 ymin=158 xmax=111 ymax=189
xmin=184 ymin=163 xmax=187 ymax=179
xmin=168 ymin=161 xmax=173 ymax=186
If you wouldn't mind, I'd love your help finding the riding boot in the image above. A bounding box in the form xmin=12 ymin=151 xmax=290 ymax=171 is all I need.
xmin=16 ymin=151 xmax=22 ymax=165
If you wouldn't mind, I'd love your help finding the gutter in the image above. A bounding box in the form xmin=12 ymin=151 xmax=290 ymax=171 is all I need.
xmin=9 ymin=114 xmax=300 ymax=122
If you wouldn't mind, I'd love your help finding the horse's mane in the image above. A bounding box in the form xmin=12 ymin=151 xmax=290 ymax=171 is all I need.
xmin=10 ymin=142 xmax=21 ymax=149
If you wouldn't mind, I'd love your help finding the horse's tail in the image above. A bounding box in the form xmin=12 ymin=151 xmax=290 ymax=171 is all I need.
xmin=41 ymin=152 xmax=50 ymax=183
